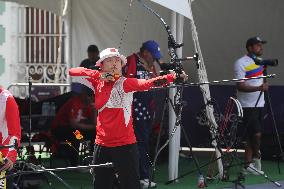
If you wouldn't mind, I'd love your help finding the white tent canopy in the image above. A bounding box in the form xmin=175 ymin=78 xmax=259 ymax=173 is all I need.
xmin=2 ymin=0 xmax=192 ymax=19
xmin=151 ymin=0 xmax=192 ymax=19
xmin=1 ymin=0 xmax=192 ymax=66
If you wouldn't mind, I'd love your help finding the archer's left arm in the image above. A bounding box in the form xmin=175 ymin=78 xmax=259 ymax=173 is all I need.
xmin=123 ymin=74 xmax=175 ymax=93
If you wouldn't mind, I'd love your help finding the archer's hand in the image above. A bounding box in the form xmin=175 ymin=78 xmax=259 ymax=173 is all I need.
xmin=100 ymin=72 xmax=115 ymax=82
xmin=173 ymin=71 xmax=188 ymax=81
xmin=259 ymin=83 xmax=268 ymax=91
xmin=180 ymin=71 xmax=189 ymax=81
xmin=100 ymin=72 xmax=122 ymax=82
xmin=0 ymin=158 xmax=14 ymax=172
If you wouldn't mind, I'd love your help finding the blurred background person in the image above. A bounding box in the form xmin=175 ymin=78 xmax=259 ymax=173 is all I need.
xmin=50 ymin=83 xmax=96 ymax=165
xmin=124 ymin=40 xmax=163 ymax=188
xmin=80 ymin=44 xmax=100 ymax=69
xmin=0 ymin=86 xmax=21 ymax=187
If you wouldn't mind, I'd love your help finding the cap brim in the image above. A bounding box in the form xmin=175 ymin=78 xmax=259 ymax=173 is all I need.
xmin=95 ymin=54 xmax=127 ymax=67
xmin=246 ymin=40 xmax=267 ymax=48
xmin=260 ymin=40 xmax=267 ymax=44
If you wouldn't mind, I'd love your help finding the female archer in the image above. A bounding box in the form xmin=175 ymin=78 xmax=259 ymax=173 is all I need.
xmin=69 ymin=48 xmax=187 ymax=189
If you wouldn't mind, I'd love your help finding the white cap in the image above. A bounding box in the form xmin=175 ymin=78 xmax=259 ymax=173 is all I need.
xmin=95 ymin=48 xmax=127 ymax=67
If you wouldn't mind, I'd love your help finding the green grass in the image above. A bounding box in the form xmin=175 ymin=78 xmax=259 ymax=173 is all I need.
xmin=153 ymin=157 xmax=284 ymax=189
xmin=17 ymin=155 xmax=284 ymax=189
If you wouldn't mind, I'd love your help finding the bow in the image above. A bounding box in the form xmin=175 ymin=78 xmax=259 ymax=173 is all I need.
xmin=138 ymin=0 xmax=184 ymax=77
xmin=137 ymin=0 xmax=183 ymax=142
xmin=137 ymin=0 xmax=204 ymax=184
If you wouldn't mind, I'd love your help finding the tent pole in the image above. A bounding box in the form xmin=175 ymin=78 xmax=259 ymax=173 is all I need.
xmin=63 ymin=0 xmax=72 ymax=86
xmin=188 ymin=1 xmax=224 ymax=178
xmin=168 ymin=10 xmax=179 ymax=182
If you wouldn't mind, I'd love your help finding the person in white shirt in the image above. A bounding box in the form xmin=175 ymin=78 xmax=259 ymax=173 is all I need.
xmin=234 ymin=36 xmax=268 ymax=175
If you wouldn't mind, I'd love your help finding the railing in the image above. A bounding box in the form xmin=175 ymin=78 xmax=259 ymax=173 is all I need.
xmin=12 ymin=63 xmax=68 ymax=83
xmin=16 ymin=5 xmax=67 ymax=84
xmin=8 ymin=83 xmax=70 ymax=99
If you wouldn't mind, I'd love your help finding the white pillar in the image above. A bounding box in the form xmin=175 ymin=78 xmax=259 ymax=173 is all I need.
xmin=168 ymin=11 xmax=184 ymax=182
xmin=188 ymin=1 xmax=224 ymax=178
xmin=0 ymin=2 xmax=19 ymax=88
xmin=62 ymin=0 xmax=72 ymax=87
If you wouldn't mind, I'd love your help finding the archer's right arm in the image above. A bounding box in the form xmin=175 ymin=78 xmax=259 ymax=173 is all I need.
xmin=69 ymin=67 xmax=100 ymax=79
xmin=69 ymin=67 xmax=101 ymax=90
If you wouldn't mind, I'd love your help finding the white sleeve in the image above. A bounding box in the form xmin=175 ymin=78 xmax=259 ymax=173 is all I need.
xmin=234 ymin=60 xmax=245 ymax=80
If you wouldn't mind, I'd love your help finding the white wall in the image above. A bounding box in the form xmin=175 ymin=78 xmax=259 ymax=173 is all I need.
xmin=0 ymin=2 xmax=18 ymax=88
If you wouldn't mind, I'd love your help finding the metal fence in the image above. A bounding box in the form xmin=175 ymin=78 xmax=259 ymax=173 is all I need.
xmin=16 ymin=6 xmax=67 ymax=84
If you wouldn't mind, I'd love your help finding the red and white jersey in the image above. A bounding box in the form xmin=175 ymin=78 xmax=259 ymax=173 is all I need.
xmin=69 ymin=67 xmax=174 ymax=147
xmin=0 ymin=87 xmax=21 ymax=163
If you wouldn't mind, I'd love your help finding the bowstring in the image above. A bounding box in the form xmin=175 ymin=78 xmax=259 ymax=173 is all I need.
xmin=118 ymin=0 xmax=134 ymax=50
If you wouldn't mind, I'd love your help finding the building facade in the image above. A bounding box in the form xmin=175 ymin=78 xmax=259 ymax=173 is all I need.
xmin=0 ymin=2 xmax=67 ymax=97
